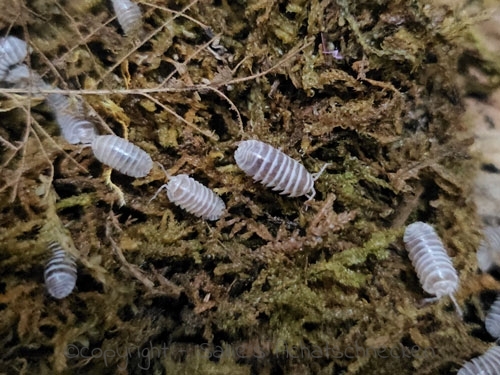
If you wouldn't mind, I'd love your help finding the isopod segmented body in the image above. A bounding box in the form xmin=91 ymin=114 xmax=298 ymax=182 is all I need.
xmin=58 ymin=117 xmax=97 ymax=145
xmin=234 ymin=140 xmax=325 ymax=200
xmin=3 ymin=64 xmax=39 ymax=85
xmin=485 ymin=295 xmax=500 ymax=339
xmin=457 ymin=345 xmax=500 ymax=375
xmin=91 ymin=134 xmax=153 ymax=177
xmin=46 ymin=92 xmax=98 ymax=145
xmin=44 ymin=242 xmax=77 ymax=299
xmin=111 ymin=0 xmax=142 ymax=35
xmin=0 ymin=36 xmax=28 ymax=80
xmin=477 ymin=226 xmax=500 ymax=272
xmin=153 ymin=174 xmax=225 ymax=220
xmin=403 ymin=221 xmax=462 ymax=315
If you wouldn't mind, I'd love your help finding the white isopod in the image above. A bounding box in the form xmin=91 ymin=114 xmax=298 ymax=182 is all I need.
xmin=403 ymin=221 xmax=462 ymax=316
xmin=3 ymin=64 xmax=36 ymax=84
xmin=110 ymin=0 xmax=142 ymax=35
xmin=0 ymin=36 xmax=28 ymax=80
xmin=57 ymin=116 xmax=98 ymax=145
xmin=485 ymin=295 xmax=500 ymax=339
xmin=46 ymin=92 xmax=98 ymax=145
xmin=234 ymin=140 xmax=327 ymax=200
xmin=91 ymin=134 xmax=153 ymax=177
xmin=457 ymin=345 xmax=500 ymax=375
xmin=477 ymin=226 xmax=500 ymax=273
xmin=152 ymin=174 xmax=226 ymax=220
xmin=44 ymin=242 xmax=77 ymax=299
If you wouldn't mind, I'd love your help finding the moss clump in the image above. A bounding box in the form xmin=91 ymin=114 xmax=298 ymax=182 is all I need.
xmin=0 ymin=0 xmax=493 ymax=374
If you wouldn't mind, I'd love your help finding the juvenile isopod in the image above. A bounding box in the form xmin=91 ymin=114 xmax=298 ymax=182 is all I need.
xmin=403 ymin=221 xmax=462 ymax=316
xmin=0 ymin=36 xmax=28 ymax=80
xmin=91 ymin=134 xmax=153 ymax=178
xmin=3 ymin=64 xmax=37 ymax=85
xmin=151 ymin=174 xmax=225 ymax=220
xmin=477 ymin=225 xmax=500 ymax=272
xmin=110 ymin=0 xmax=142 ymax=35
xmin=234 ymin=140 xmax=327 ymax=200
xmin=58 ymin=117 xmax=98 ymax=145
xmin=46 ymin=92 xmax=98 ymax=145
xmin=44 ymin=242 xmax=77 ymax=299
xmin=457 ymin=345 xmax=500 ymax=375
xmin=485 ymin=295 xmax=500 ymax=339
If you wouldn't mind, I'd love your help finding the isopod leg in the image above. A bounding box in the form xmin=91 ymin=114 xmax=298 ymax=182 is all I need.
xmin=306 ymin=162 xmax=330 ymax=201
xmin=417 ymin=297 xmax=439 ymax=308
xmin=450 ymin=295 xmax=463 ymax=319
xmin=150 ymin=162 xmax=173 ymax=203
xmin=305 ymin=187 xmax=316 ymax=202
xmin=156 ymin=162 xmax=168 ymax=177
xmin=149 ymin=184 xmax=168 ymax=203
xmin=418 ymin=295 xmax=463 ymax=319
xmin=311 ymin=162 xmax=330 ymax=181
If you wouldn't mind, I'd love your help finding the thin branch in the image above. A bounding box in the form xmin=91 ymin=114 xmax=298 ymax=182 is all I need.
xmin=139 ymin=1 xmax=209 ymax=30
xmin=139 ymin=92 xmax=218 ymax=140
xmin=54 ymin=0 xmax=101 ymax=80
xmin=0 ymin=38 xmax=315 ymax=96
xmin=213 ymin=38 xmax=314 ymax=88
xmin=158 ymin=32 xmax=223 ymax=88
xmin=28 ymin=125 xmax=55 ymax=199
xmin=105 ymin=213 xmax=155 ymax=289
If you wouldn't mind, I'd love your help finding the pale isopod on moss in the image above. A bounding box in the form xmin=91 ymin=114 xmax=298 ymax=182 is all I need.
xmin=44 ymin=242 xmax=77 ymax=299
xmin=485 ymin=295 xmax=500 ymax=339
xmin=58 ymin=117 xmax=98 ymax=145
xmin=91 ymin=134 xmax=153 ymax=177
xmin=3 ymin=64 xmax=35 ymax=84
xmin=477 ymin=225 xmax=500 ymax=272
xmin=46 ymin=92 xmax=98 ymax=144
xmin=403 ymin=221 xmax=462 ymax=316
xmin=151 ymin=174 xmax=226 ymax=220
xmin=234 ymin=140 xmax=327 ymax=200
xmin=0 ymin=36 xmax=28 ymax=80
xmin=110 ymin=0 xmax=142 ymax=35
xmin=457 ymin=346 xmax=500 ymax=375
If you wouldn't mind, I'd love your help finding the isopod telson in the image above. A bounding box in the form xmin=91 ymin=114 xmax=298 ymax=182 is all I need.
xmin=457 ymin=345 xmax=500 ymax=375
xmin=485 ymin=295 xmax=500 ymax=339
xmin=110 ymin=0 xmax=142 ymax=35
xmin=0 ymin=36 xmax=28 ymax=80
xmin=44 ymin=242 xmax=77 ymax=299
xmin=91 ymin=134 xmax=153 ymax=178
xmin=151 ymin=174 xmax=226 ymax=221
xmin=403 ymin=221 xmax=462 ymax=316
xmin=234 ymin=140 xmax=327 ymax=200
